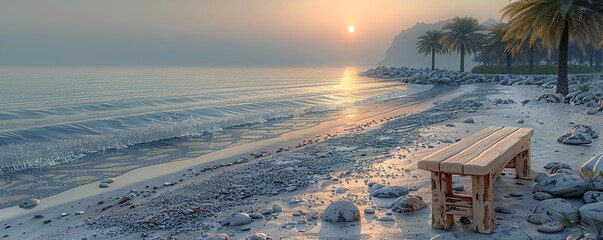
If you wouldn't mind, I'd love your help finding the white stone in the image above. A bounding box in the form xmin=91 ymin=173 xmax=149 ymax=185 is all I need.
xmin=390 ymin=195 xmax=426 ymax=214
xmin=223 ymin=213 xmax=253 ymax=226
xmin=322 ymin=200 xmax=360 ymax=222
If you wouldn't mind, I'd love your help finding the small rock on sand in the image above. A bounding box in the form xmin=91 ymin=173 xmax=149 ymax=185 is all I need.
xmin=370 ymin=186 xmax=409 ymax=198
xmin=364 ymin=208 xmax=375 ymax=214
xmin=378 ymin=216 xmax=395 ymax=221
xmin=390 ymin=195 xmax=426 ymax=214
xmin=272 ymin=204 xmax=282 ymax=212
xmin=537 ymin=222 xmax=564 ymax=233
xmin=335 ymin=187 xmax=346 ymax=194
xmin=528 ymin=198 xmax=579 ymax=225
xmin=322 ymin=200 xmax=360 ymax=222
xmin=18 ymin=198 xmax=40 ymax=209
xmin=516 ymin=119 xmax=524 ymax=124
xmin=100 ymin=178 xmax=115 ymax=184
xmin=204 ymin=233 xmax=229 ymax=240
xmin=223 ymin=213 xmax=253 ymax=226
xmin=246 ymin=232 xmax=269 ymax=240
xmin=99 ymin=183 xmax=111 ymax=188
xmin=462 ymin=118 xmax=474 ymax=124
xmin=494 ymin=206 xmax=513 ymax=214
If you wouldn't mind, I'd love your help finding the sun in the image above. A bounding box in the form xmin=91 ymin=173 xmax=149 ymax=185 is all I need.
xmin=348 ymin=25 xmax=355 ymax=33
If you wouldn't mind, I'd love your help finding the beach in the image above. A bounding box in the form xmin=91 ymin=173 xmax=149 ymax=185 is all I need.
xmin=1 ymin=74 xmax=602 ymax=239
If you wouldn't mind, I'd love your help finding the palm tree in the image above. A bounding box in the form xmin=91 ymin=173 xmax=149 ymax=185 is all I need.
xmin=483 ymin=23 xmax=513 ymax=74
xmin=441 ymin=16 xmax=486 ymax=73
xmin=502 ymin=0 xmax=603 ymax=96
xmin=417 ymin=30 xmax=445 ymax=70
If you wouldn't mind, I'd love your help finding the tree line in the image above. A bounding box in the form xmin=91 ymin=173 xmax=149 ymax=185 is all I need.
xmin=416 ymin=0 xmax=603 ymax=96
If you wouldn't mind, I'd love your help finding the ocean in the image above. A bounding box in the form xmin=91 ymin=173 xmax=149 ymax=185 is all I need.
xmin=0 ymin=66 xmax=427 ymax=174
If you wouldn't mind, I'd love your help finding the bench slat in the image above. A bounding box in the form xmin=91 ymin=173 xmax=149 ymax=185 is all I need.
xmin=418 ymin=126 xmax=504 ymax=172
xmin=463 ymin=128 xmax=533 ymax=175
xmin=439 ymin=127 xmax=519 ymax=174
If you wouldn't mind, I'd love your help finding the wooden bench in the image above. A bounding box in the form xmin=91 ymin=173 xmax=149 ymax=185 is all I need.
xmin=417 ymin=126 xmax=533 ymax=234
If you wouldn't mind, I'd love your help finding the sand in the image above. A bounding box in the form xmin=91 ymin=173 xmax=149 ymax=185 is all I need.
xmin=0 ymin=83 xmax=601 ymax=240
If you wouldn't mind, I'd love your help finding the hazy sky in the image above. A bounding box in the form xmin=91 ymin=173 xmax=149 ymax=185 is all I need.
xmin=0 ymin=0 xmax=510 ymax=67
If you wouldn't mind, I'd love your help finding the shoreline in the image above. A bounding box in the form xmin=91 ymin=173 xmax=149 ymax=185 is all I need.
xmin=2 ymin=80 xmax=601 ymax=239
xmin=0 ymin=85 xmax=463 ymax=223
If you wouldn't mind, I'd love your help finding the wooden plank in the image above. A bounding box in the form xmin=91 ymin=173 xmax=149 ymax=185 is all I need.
xmin=418 ymin=126 xmax=504 ymax=172
xmin=446 ymin=195 xmax=472 ymax=208
xmin=472 ymin=174 xmax=495 ymax=234
xmin=430 ymin=172 xmax=453 ymax=229
xmin=439 ymin=127 xmax=520 ymax=174
xmin=464 ymin=128 xmax=533 ymax=175
xmin=446 ymin=205 xmax=473 ymax=217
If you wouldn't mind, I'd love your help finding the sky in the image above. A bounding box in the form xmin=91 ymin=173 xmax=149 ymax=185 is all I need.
xmin=0 ymin=0 xmax=510 ymax=67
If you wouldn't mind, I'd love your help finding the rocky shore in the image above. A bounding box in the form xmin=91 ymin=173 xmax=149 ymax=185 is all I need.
xmin=2 ymin=67 xmax=603 ymax=239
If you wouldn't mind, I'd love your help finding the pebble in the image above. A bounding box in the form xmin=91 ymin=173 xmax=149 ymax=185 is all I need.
xmin=335 ymin=187 xmax=347 ymax=194
xmin=364 ymin=208 xmax=375 ymax=214
xmin=508 ymin=192 xmax=523 ymax=197
xmin=516 ymin=119 xmax=524 ymax=124
xmin=462 ymin=118 xmax=474 ymax=124
xmin=99 ymin=183 xmax=111 ymax=188
xmin=272 ymin=204 xmax=282 ymax=212
xmin=537 ymin=222 xmax=564 ymax=233
xmin=378 ymin=216 xmax=395 ymax=221
xmin=494 ymin=206 xmax=513 ymax=214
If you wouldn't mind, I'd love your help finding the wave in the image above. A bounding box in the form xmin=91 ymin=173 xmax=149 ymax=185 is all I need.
xmin=0 ymin=84 xmax=431 ymax=173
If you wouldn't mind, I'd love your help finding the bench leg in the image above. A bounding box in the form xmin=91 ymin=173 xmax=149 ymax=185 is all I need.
xmin=472 ymin=174 xmax=494 ymax=234
xmin=515 ymin=142 xmax=531 ymax=180
xmin=431 ymin=172 xmax=453 ymax=229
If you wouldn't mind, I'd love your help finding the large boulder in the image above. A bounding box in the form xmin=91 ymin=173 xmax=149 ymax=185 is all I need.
xmin=528 ymin=198 xmax=580 ymax=225
xmin=322 ymin=200 xmax=360 ymax=222
xmin=222 ymin=212 xmax=253 ymax=226
xmin=370 ymin=186 xmax=409 ymax=198
xmin=390 ymin=195 xmax=426 ymax=214
xmin=580 ymin=154 xmax=603 ymax=179
xmin=579 ymin=202 xmax=603 ymax=224
xmin=532 ymin=173 xmax=588 ymax=197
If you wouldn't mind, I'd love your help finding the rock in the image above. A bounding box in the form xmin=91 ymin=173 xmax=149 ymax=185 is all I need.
xmin=462 ymin=118 xmax=474 ymax=124
xmin=537 ymin=222 xmax=564 ymax=233
xmin=579 ymin=154 xmax=603 ymax=179
xmin=370 ymin=186 xmax=409 ymax=198
xmin=390 ymin=195 xmax=426 ymax=214
xmin=34 ymin=214 xmax=44 ymax=219
xmin=204 ymin=234 xmax=229 ymax=240
xmin=100 ymin=178 xmax=115 ymax=184
xmin=43 ymin=220 xmax=51 ymax=224
xmin=260 ymin=208 xmax=274 ymax=215
xmin=544 ymin=162 xmax=561 ymax=170
xmin=533 ymin=192 xmax=554 ymax=201
xmin=571 ymin=124 xmax=599 ymax=139
xmin=75 ymin=211 xmax=84 ymax=215
xmin=527 ymin=198 xmax=579 ymax=225
xmin=549 ymin=163 xmax=572 ymax=174
xmin=368 ymin=183 xmax=386 ymax=193
xmin=452 ymin=185 xmax=464 ymax=191
xmin=364 ymin=208 xmax=375 ymax=214
xmin=378 ymin=216 xmax=395 ymax=221
xmin=249 ymin=213 xmax=265 ymax=219
xmin=557 ymin=132 xmax=592 ymax=145
xmin=223 ymin=213 xmax=254 ymax=226
xmin=521 ymin=99 xmax=530 ymax=105
xmin=322 ymin=200 xmax=360 ymax=222
xmin=532 ymin=173 xmax=588 ymax=197
xmin=537 ymin=94 xmax=562 ymax=103
xmin=246 ymin=233 xmax=268 ymax=240
xmin=583 ymin=191 xmax=603 ymax=204
xmin=508 ymin=192 xmax=523 ymax=197
xmin=516 ymin=119 xmax=524 ymax=124
xmin=335 ymin=187 xmax=346 ymax=194
xmin=495 ymin=206 xmax=513 ymax=214
xmin=587 ymin=108 xmax=600 ymax=115
xmin=18 ymin=198 xmax=40 ymax=209
xmin=272 ymin=205 xmax=282 ymax=212
xmin=99 ymin=183 xmax=111 ymax=188
xmin=579 ymin=202 xmax=603 ymax=224
xmin=61 ymin=212 xmax=69 ymax=217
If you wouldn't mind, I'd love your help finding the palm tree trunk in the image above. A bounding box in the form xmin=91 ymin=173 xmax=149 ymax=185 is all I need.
xmin=505 ymin=53 xmax=512 ymax=74
xmin=431 ymin=51 xmax=435 ymax=70
xmin=529 ymin=46 xmax=535 ymax=74
xmin=557 ymin=20 xmax=569 ymax=96
xmin=460 ymin=45 xmax=465 ymax=73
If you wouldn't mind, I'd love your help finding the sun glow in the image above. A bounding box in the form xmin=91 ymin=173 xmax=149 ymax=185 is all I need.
xmin=348 ymin=25 xmax=355 ymax=33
